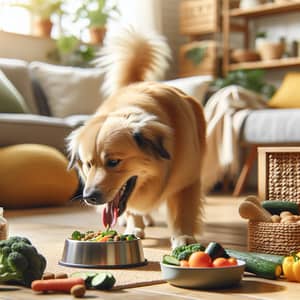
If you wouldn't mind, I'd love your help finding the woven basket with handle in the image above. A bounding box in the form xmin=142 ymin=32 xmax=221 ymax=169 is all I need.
xmin=248 ymin=147 xmax=300 ymax=255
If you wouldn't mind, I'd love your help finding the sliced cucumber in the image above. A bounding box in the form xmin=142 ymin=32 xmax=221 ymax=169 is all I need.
xmin=70 ymin=271 xmax=98 ymax=287
xmin=91 ymin=272 xmax=116 ymax=290
xmin=262 ymin=200 xmax=299 ymax=215
xmin=162 ymin=255 xmax=180 ymax=266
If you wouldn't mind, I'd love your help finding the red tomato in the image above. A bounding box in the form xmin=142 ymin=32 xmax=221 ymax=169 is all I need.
xmin=180 ymin=260 xmax=190 ymax=267
xmin=188 ymin=251 xmax=212 ymax=268
xmin=212 ymin=257 xmax=231 ymax=268
xmin=227 ymin=257 xmax=238 ymax=266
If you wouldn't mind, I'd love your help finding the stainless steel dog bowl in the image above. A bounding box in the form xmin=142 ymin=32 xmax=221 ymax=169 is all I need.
xmin=59 ymin=238 xmax=146 ymax=268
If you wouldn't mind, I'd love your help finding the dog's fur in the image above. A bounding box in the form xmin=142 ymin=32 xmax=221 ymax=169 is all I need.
xmin=67 ymin=29 xmax=206 ymax=248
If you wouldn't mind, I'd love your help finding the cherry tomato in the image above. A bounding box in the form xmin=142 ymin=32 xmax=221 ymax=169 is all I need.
xmin=188 ymin=251 xmax=212 ymax=268
xmin=212 ymin=257 xmax=231 ymax=268
xmin=180 ymin=260 xmax=190 ymax=267
xmin=227 ymin=257 xmax=238 ymax=266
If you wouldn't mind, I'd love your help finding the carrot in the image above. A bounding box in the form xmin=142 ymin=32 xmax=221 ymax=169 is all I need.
xmin=31 ymin=277 xmax=85 ymax=292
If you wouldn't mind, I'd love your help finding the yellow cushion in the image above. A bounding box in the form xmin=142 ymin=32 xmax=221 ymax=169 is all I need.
xmin=0 ymin=144 xmax=79 ymax=208
xmin=268 ymin=72 xmax=300 ymax=108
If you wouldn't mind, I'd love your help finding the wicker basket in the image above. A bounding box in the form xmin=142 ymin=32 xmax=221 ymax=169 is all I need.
xmin=248 ymin=147 xmax=300 ymax=255
xmin=178 ymin=40 xmax=218 ymax=77
xmin=179 ymin=0 xmax=220 ymax=35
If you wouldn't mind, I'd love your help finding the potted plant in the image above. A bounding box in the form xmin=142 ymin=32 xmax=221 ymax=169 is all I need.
xmin=74 ymin=0 xmax=119 ymax=44
xmin=12 ymin=0 xmax=62 ymax=37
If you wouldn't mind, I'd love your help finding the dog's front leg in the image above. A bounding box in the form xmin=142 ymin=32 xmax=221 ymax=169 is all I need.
xmin=123 ymin=210 xmax=145 ymax=239
xmin=166 ymin=179 xmax=204 ymax=249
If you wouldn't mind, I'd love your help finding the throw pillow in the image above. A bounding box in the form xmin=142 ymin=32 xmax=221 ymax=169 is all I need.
xmin=0 ymin=144 xmax=79 ymax=208
xmin=29 ymin=62 xmax=105 ymax=118
xmin=164 ymin=75 xmax=212 ymax=104
xmin=0 ymin=70 xmax=29 ymax=113
xmin=268 ymin=72 xmax=300 ymax=108
xmin=0 ymin=58 xmax=38 ymax=114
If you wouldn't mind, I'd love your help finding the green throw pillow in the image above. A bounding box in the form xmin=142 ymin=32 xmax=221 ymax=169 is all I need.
xmin=0 ymin=69 xmax=29 ymax=113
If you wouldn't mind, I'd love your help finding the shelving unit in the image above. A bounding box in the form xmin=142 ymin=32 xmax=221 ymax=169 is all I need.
xmin=222 ymin=0 xmax=300 ymax=75
xmin=178 ymin=0 xmax=221 ymax=77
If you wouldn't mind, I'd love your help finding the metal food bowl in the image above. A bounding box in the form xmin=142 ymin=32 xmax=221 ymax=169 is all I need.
xmin=59 ymin=238 xmax=146 ymax=268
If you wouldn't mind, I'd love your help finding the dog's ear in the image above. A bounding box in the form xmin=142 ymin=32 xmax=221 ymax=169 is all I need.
xmin=67 ymin=151 xmax=78 ymax=170
xmin=133 ymin=131 xmax=170 ymax=160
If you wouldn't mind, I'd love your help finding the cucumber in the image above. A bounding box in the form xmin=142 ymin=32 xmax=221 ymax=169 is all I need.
xmin=71 ymin=271 xmax=115 ymax=289
xmin=91 ymin=272 xmax=116 ymax=290
xmin=70 ymin=271 xmax=97 ymax=287
xmin=204 ymin=242 xmax=229 ymax=260
xmin=262 ymin=200 xmax=299 ymax=215
xmin=162 ymin=254 xmax=180 ymax=266
xmin=226 ymin=249 xmax=282 ymax=279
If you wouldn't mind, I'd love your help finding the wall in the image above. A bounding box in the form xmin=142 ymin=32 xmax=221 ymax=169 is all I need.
xmin=0 ymin=30 xmax=56 ymax=63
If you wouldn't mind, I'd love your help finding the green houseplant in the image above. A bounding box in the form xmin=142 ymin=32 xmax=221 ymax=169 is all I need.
xmin=74 ymin=0 xmax=119 ymax=44
xmin=12 ymin=0 xmax=63 ymax=37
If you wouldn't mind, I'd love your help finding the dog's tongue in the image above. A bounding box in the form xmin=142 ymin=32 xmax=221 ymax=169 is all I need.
xmin=102 ymin=190 xmax=121 ymax=228
xmin=102 ymin=203 xmax=118 ymax=228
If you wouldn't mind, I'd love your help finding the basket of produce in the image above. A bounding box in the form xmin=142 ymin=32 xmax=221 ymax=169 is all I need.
xmin=240 ymin=147 xmax=300 ymax=256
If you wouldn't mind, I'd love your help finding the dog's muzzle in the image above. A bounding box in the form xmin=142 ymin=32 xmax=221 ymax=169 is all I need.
xmin=83 ymin=188 xmax=104 ymax=205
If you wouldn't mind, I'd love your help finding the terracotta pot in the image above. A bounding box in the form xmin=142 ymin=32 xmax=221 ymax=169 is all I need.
xmin=33 ymin=18 xmax=53 ymax=38
xmin=89 ymin=27 xmax=106 ymax=45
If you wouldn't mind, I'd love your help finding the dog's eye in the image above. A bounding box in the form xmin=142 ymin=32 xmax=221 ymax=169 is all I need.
xmin=106 ymin=159 xmax=121 ymax=168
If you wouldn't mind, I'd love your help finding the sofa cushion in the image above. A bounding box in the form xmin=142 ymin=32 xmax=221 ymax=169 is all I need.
xmin=0 ymin=58 xmax=38 ymax=114
xmin=29 ymin=62 xmax=105 ymax=118
xmin=268 ymin=72 xmax=300 ymax=108
xmin=0 ymin=70 xmax=29 ymax=113
xmin=0 ymin=144 xmax=79 ymax=208
xmin=241 ymin=109 xmax=300 ymax=144
xmin=0 ymin=113 xmax=90 ymax=153
xmin=164 ymin=75 xmax=212 ymax=104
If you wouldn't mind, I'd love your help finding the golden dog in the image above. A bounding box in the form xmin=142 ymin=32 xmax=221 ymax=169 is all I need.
xmin=67 ymin=30 xmax=206 ymax=248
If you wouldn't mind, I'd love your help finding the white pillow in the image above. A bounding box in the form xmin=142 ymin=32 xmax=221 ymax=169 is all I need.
xmin=164 ymin=75 xmax=212 ymax=104
xmin=29 ymin=62 xmax=105 ymax=118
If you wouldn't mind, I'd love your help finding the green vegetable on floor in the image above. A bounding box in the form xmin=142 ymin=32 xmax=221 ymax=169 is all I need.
xmin=70 ymin=271 xmax=116 ymax=290
xmin=0 ymin=236 xmax=47 ymax=287
xmin=226 ymin=249 xmax=282 ymax=279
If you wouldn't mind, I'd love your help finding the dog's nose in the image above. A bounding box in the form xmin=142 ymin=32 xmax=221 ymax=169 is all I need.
xmin=83 ymin=187 xmax=103 ymax=205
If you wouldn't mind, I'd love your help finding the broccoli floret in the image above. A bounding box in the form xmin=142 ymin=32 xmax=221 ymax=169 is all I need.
xmin=172 ymin=243 xmax=206 ymax=260
xmin=0 ymin=236 xmax=46 ymax=287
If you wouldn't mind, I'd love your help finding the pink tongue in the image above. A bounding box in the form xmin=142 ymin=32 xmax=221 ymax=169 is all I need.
xmin=102 ymin=202 xmax=118 ymax=228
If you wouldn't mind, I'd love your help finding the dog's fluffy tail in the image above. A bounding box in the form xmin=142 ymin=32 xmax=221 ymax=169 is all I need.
xmin=95 ymin=28 xmax=172 ymax=96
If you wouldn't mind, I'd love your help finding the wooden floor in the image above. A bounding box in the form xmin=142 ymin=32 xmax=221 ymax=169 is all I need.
xmin=1 ymin=193 xmax=300 ymax=299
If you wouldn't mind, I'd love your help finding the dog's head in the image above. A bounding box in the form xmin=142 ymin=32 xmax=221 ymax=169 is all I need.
xmin=67 ymin=104 xmax=172 ymax=225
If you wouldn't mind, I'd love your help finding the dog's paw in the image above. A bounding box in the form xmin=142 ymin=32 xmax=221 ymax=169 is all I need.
xmin=171 ymin=235 xmax=197 ymax=249
xmin=124 ymin=227 xmax=145 ymax=239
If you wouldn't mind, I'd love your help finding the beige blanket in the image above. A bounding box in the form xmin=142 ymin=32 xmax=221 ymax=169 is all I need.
xmin=202 ymin=85 xmax=267 ymax=192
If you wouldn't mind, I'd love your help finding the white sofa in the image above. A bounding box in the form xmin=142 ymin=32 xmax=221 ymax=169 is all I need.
xmin=0 ymin=58 xmax=212 ymax=154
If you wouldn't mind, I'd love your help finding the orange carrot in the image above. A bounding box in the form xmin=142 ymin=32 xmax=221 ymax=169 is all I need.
xmin=31 ymin=277 xmax=85 ymax=292
xmin=98 ymin=236 xmax=110 ymax=242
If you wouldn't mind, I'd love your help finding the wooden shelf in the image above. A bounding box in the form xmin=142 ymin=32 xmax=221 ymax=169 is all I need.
xmin=230 ymin=2 xmax=300 ymax=18
xmin=229 ymin=57 xmax=300 ymax=71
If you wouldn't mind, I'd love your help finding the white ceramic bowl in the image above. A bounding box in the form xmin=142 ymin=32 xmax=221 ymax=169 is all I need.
xmin=160 ymin=260 xmax=246 ymax=289
xmin=59 ymin=238 xmax=146 ymax=268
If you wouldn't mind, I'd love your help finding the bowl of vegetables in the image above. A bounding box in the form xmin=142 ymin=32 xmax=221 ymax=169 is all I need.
xmin=160 ymin=242 xmax=246 ymax=289
xmin=59 ymin=229 xmax=146 ymax=268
